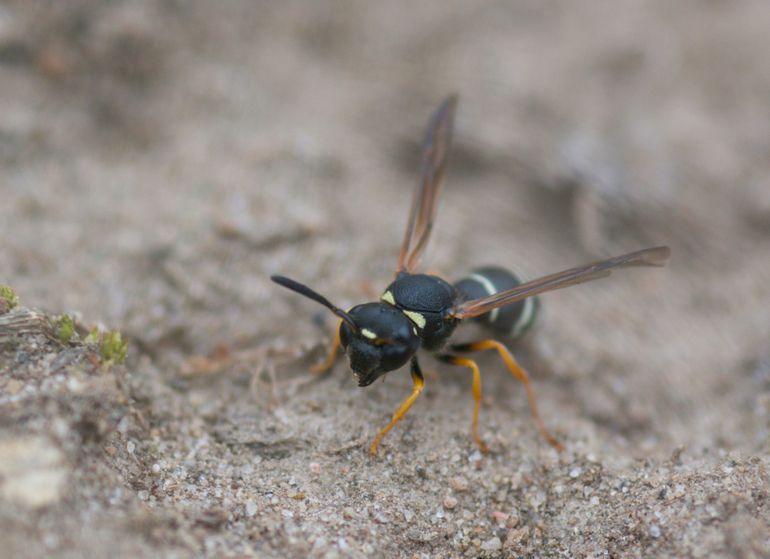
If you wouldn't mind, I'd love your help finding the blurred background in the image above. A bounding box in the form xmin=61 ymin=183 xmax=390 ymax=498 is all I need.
xmin=1 ymin=1 xmax=769 ymax=556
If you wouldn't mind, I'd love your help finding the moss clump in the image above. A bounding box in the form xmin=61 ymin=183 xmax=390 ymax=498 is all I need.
xmin=84 ymin=327 xmax=128 ymax=365
xmin=57 ymin=315 xmax=76 ymax=344
xmin=0 ymin=285 xmax=19 ymax=312
xmin=84 ymin=327 xmax=100 ymax=345
xmin=99 ymin=330 xmax=128 ymax=364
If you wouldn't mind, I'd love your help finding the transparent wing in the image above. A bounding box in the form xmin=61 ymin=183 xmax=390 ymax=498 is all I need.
xmin=396 ymin=94 xmax=458 ymax=274
xmin=450 ymin=246 xmax=671 ymax=319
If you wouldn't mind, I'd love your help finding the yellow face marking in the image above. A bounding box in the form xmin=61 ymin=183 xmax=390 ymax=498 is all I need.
xmin=361 ymin=328 xmax=377 ymax=339
xmin=381 ymin=291 xmax=396 ymax=305
xmin=403 ymin=310 xmax=426 ymax=329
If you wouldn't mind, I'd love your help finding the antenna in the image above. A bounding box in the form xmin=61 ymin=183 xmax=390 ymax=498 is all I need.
xmin=271 ymin=275 xmax=359 ymax=333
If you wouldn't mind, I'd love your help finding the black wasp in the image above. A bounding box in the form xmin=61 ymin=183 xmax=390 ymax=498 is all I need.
xmin=272 ymin=95 xmax=670 ymax=456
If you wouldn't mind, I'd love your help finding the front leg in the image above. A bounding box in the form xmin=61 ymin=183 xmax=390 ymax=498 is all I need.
xmin=369 ymin=357 xmax=425 ymax=456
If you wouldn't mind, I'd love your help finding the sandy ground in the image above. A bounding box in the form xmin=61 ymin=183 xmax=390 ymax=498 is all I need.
xmin=1 ymin=1 xmax=769 ymax=557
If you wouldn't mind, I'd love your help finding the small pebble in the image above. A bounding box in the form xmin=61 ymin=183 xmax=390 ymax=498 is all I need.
xmin=5 ymin=379 xmax=22 ymax=395
xmin=650 ymin=524 xmax=661 ymax=538
xmin=443 ymin=496 xmax=458 ymax=510
xmin=491 ymin=511 xmax=509 ymax=523
xmin=450 ymin=476 xmax=469 ymax=492
xmin=481 ymin=536 xmax=502 ymax=551
xmin=245 ymin=501 xmax=257 ymax=517
xmin=309 ymin=462 xmax=322 ymax=474
xmin=505 ymin=527 xmax=529 ymax=547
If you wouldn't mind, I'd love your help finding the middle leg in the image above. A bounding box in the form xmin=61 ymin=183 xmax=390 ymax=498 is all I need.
xmin=436 ymin=354 xmax=489 ymax=453
xmin=450 ymin=339 xmax=563 ymax=450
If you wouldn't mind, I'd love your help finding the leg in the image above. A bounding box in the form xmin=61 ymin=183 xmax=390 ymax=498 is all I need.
xmin=310 ymin=320 xmax=341 ymax=375
xmin=369 ymin=357 xmax=425 ymax=456
xmin=437 ymin=354 xmax=489 ymax=453
xmin=451 ymin=340 xmax=564 ymax=451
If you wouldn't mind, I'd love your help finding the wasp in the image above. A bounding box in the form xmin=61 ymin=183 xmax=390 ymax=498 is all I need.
xmin=272 ymin=95 xmax=670 ymax=456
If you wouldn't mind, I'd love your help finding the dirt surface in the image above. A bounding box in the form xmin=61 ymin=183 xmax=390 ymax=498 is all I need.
xmin=1 ymin=1 xmax=769 ymax=557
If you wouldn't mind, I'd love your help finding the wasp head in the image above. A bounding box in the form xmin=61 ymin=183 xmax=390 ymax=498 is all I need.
xmin=339 ymin=302 xmax=419 ymax=386
xmin=271 ymin=276 xmax=420 ymax=386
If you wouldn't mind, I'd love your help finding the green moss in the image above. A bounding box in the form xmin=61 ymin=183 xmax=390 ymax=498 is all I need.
xmin=99 ymin=330 xmax=128 ymax=364
xmin=0 ymin=285 xmax=19 ymax=310
xmin=57 ymin=314 xmax=76 ymax=344
xmin=84 ymin=327 xmax=100 ymax=345
xmin=82 ymin=326 xmax=129 ymax=366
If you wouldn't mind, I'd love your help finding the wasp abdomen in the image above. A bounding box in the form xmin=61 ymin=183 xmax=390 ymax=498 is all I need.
xmin=453 ymin=266 xmax=539 ymax=338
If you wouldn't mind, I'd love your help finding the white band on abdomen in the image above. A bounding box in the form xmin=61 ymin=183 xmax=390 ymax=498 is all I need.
xmin=468 ymin=273 xmax=500 ymax=323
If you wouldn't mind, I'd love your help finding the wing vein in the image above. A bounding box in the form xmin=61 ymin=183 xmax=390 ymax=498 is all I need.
xmin=451 ymin=246 xmax=671 ymax=319
xmin=396 ymin=94 xmax=458 ymax=274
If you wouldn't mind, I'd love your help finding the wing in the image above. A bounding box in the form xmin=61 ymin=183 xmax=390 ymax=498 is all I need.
xmin=396 ymin=94 xmax=458 ymax=274
xmin=450 ymin=246 xmax=671 ymax=319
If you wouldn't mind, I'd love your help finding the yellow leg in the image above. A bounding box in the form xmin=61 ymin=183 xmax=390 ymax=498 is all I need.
xmin=310 ymin=320 xmax=341 ymax=375
xmin=438 ymin=355 xmax=489 ymax=453
xmin=451 ymin=340 xmax=564 ymax=451
xmin=369 ymin=358 xmax=425 ymax=456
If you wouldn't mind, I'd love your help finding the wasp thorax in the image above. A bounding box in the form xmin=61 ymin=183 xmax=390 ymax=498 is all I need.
xmin=339 ymin=302 xmax=420 ymax=387
xmin=381 ymin=273 xmax=460 ymax=351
